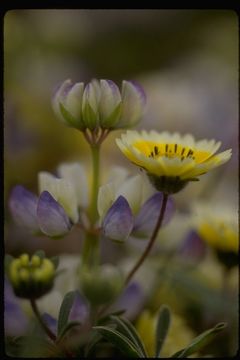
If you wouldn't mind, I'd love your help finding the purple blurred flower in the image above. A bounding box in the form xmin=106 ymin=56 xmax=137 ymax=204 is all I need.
xmin=109 ymin=281 xmax=146 ymax=320
xmin=133 ymin=192 xmax=175 ymax=238
xmin=4 ymin=278 xmax=28 ymax=336
xmin=178 ymin=230 xmax=207 ymax=263
xmin=9 ymin=185 xmax=72 ymax=237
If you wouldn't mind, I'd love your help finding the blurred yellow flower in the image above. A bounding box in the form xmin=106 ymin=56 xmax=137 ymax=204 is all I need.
xmin=193 ymin=204 xmax=238 ymax=254
xmin=136 ymin=310 xmax=196 ymax=357
xmin=116 ymin=130 xmax=232 ymax=193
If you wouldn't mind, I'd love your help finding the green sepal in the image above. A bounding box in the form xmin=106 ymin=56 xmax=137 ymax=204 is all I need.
xmin=59 ymin=102 xmax=84 ymax=130
xmin=82 ymin=101 xmax=99 ymax=130
xmin=101 ymin=102 xmax=122 ymax=129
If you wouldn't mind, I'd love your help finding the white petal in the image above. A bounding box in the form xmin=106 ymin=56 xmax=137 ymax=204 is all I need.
xmin=65 ymin=83 xmax=84 ymax=119
xmin=58 ymin=163 xmax=89 ymax=208
xmin=97 ymin=182 xmax=115 ymax=220
xmin=116 ymin=174 xmax=145 ymax=214
xmin=38 ymin=172 xmax=78 ymax=223
xmin=99 ymin=79 xmax=121 ymax=119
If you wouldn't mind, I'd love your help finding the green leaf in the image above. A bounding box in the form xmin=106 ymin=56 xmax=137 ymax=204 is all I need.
xmin=155 ymin=304 xmax=171 ymax=357
xmin=84 ymin=331 xmax=103 ymax=357
xmin=171 ymin=322 xmax=227 ymax=358
xmin=57 ymin=321 xmax=82 ymax=341
xmin=57 ymin=290 xmax=78 ymax=337
xmin=111 ymin=315 xmax=148 ymax=357
xmin=50 ymin=256 xmax=59 ymax=269
xmin=34 ymin=250 xmax=45 ymax=259
xmin=93 ymin=325 xmax=143 ymax=358
xmin=98 ymin=309 xmax=126 ymax=325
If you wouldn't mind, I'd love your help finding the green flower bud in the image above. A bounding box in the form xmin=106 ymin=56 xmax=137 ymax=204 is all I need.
xmin=7 ymin=253 xmax=56 ymax=299
xmin=79 ymin=264 xmax=123 ymax=305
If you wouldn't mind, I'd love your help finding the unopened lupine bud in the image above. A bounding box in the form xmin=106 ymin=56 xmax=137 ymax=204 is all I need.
xmin=52 ymin=78 xmax=146 ymax=134
xmin=79 ymin=264 xmax=123 ymax=305
xmin=7 ymin=253 xmax=56 ymax=299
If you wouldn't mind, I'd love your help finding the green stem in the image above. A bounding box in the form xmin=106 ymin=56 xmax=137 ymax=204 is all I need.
xmin=89 ymin=144 xmax=100 ymax=225
xmin=82 ymin=144 xmax=101 ymax=267
xmin=30 ymin=298 xmax=57 ymax=342
xmin=125 ymin=193 xmax=169 ymax=285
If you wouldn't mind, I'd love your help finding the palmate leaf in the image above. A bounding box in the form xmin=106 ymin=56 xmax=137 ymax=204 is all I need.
xmin=110 ymin=315 xmax=148 ymax=357
xmin=93 ymin=325 xmax=143 ymax=358
xmin=171 ymin=322 xmax=227 ymax=358
xmin=155 ymin=304 xmax=171 ymax=357
xmin=57 ymin=290 xmax=78 ymax=337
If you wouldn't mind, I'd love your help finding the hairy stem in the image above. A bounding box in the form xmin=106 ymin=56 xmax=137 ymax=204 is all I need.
xmin=125 ymin=193 xmax=169 ymax=285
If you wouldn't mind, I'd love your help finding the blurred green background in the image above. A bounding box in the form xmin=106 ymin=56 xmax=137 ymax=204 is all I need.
xmin=4 ymin=9 xmax=238 ymax=252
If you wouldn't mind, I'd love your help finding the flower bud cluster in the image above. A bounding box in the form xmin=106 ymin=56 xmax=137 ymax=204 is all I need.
xmin=7 ymin=253 xmax=56 ymax=299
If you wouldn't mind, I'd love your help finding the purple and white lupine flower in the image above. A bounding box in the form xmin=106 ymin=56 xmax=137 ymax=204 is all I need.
xmin=52 ymin=78 xmax=146 ymax=131
xmin=9 ymin=185 xmax=72 ymax=238
xmin=9 ymin=165 xmax=82 ymax=238
xmin=102 ymin=196 xmax=134 ymax=243
xmin=99 ymin=173 xmax=175 ymax=242
xmin=101 ymin=192 xmax=175 ymax=243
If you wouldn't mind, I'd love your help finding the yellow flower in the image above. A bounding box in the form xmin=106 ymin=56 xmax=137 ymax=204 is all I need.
xmin=116 ymin=130 xmax=232 ymax=193
xmin=193 ymin=204 xmax=238 ymax=254
xmin=136 ymin=310 xmax=196 ymax=357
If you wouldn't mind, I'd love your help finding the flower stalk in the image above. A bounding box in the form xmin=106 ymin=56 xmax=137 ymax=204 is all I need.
xmin=125 ymin=192 xmax=169 ymax=285
xmin=30 ymin=298 xmax=56 ymax=342
xmin=82 ymin=143 xmax=101 ymax=267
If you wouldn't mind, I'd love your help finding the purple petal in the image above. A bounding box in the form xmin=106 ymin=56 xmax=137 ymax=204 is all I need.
xmin=110 ymin=281 xmax=145 ymax=320
xmin=4 ymin=278 xmax=28 ymax=336
xmin=52 ymin=79 xmax=74 ymax=101
xmin=68 ymin=292 xmax=90 ymax=324
xmin=8 ymin=185 xmax=39 ymax=232
xmin=128 ymin=80 xmax=147 ymax=105
xmin=178 ymin=230 xmax=207 ymax=262
xmin=102 ymin=196 xmax=134 ymax=242
xmin=37 ymin=191 xmax=71 ymax=237
xmin=133 ymin=193 xmax=175 ymax=238
xmin=42 ymin=313 xmax=57 ymax=335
